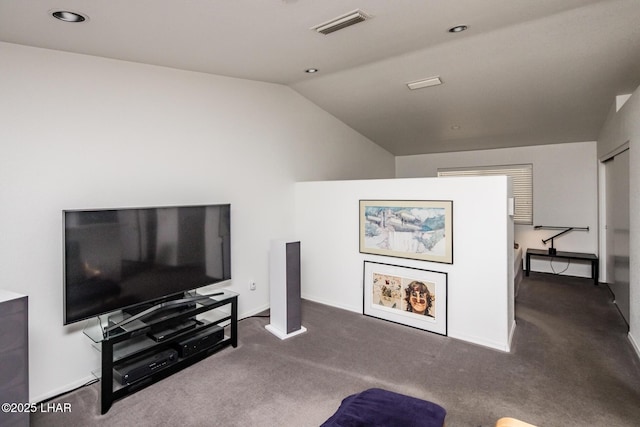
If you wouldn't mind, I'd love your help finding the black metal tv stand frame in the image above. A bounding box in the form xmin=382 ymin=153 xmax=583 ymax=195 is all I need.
xmin=84 ymin=290 xmax=238 ymax=414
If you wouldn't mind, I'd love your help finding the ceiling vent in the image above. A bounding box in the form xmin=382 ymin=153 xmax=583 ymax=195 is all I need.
xmin=311 ymin=10 xmax=371 ymax=35
xmin=407 ymin=76 xmax=443 ymax=90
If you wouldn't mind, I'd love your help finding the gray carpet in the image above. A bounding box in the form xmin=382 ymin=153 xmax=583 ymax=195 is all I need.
xmin=31 ymin=273 xmax=640 ymax=427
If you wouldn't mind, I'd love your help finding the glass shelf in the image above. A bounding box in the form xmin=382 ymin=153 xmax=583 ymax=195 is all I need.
xmin=83 ymin=289 xmax=238 ymax=343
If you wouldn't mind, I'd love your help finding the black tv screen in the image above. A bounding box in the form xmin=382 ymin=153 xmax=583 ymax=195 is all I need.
xmin=63 ymin=204 xmax=231 ymax=325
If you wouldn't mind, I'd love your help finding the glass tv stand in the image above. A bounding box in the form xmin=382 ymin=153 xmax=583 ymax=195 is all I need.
xmin=83 ymin=290 xmax=238 ymax=414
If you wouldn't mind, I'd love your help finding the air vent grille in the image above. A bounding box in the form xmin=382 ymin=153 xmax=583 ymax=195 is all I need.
xmin=311 ymin=10 xmax=371 ymax=35
xmin=407 ymin=77 xmax=443 ymax=90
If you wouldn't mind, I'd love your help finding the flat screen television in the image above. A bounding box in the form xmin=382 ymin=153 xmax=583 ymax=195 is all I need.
xmin=63 ymin=204 xmax=231 ymax=325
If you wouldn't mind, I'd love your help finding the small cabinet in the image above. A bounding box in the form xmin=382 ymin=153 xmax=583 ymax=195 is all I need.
xmin=84 ymin=290 xmax=238 ymax=414
xmin=0 ymin=291 xmax=29 ymax=427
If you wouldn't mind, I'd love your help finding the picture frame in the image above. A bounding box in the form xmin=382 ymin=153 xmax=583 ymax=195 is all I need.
xmin=363 ymin=261 xmax=447 ymax=336
xmin=359 ymin=200 xmax=453 ymax=264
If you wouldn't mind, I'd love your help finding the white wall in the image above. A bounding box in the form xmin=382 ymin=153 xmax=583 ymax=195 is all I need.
xmin=597 ymin=84 xmax=640 ymax=357
xmin=396 ymin=141 xmax=599 ymax=278
xmin=294 ymin=176 xmax=515 ymax=352
xmin=0 ymin=42 xmax=395 ymax=401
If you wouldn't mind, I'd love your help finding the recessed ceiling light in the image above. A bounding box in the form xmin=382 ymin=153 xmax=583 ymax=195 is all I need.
xmin=51 ymin=10 xmax=88 ymax=23
xmin=448 ymin=25 xmax=468 ymax=33
xmin=305 ymin=68 xmax=319 ymax=73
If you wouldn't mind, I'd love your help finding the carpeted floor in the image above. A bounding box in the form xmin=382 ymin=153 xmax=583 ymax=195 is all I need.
xmin=31 ymin=273 xmax=640 ymax=427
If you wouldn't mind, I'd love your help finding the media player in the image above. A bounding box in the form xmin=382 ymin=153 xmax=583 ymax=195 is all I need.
xmin=113 ymin=349 xmax=178 ymax=385
xmin=175 ymin=325 xmax=224 ymax=357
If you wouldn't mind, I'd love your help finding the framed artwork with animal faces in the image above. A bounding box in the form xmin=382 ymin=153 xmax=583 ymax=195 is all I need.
xmin=363 ymin=261 xmax=447 ymax=336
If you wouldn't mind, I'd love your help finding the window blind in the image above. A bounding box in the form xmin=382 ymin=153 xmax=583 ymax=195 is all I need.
xmin=437 ymin=164 xmax=533 ymax=225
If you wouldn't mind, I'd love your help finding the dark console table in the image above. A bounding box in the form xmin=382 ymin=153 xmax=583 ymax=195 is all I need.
xmin=525 ymin=248 xmax=599 ymax=286
xmin=84 ymin=290 xmax=238 ymax=414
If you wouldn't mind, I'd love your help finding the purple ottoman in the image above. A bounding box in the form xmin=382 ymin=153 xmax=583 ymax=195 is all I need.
xmin=321 ymin=388 xmax=446 ymax=427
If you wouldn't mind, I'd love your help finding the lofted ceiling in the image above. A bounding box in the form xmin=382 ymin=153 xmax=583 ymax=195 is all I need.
xmin=1 ymin=0 xmax=639 ymax=155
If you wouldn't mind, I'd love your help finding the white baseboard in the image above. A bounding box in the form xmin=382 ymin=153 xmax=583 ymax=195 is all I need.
xmin=301 ymin=294 xmax=361 ymax=314
xmin=447 ymin=331 xmax=511 ymax=353
xmin=241 ymin=303 xmax=270 ymax=319
xmin=507 ymin=320 xmax=517 ymax=353
xmin=31 ymin=374 xmax=96 ymax=404
xmin=629 ymin=331 xmax=640 ymax=361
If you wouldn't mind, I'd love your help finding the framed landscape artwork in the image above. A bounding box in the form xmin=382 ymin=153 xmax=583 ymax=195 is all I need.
xmin=363 ymin=261 xmax=447 ymax=335
xmin=359 ymin=200 xmax=453 ymax=264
